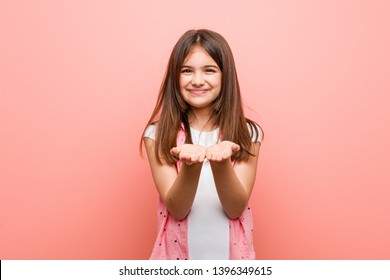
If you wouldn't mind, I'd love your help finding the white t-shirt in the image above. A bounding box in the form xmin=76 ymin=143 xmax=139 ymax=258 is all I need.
xmin=144 ymin=124 xmax=262 ymax=259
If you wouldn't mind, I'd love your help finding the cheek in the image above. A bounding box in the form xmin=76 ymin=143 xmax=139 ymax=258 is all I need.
xmin=179 ymin=77 xmax=183 ymax=88
xmin=179 ymin=76 xmax=189 ymax=89
xmin=213 ymin=76 xmax=222 ymax=90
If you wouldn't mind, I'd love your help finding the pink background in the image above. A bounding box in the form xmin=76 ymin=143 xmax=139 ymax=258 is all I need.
xmin=1 ymin=0 xmax=389 ymax=259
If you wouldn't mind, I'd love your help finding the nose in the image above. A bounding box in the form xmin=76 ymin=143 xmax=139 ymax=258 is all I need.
xmin=191 ymin=72 xmax=204 ymax=86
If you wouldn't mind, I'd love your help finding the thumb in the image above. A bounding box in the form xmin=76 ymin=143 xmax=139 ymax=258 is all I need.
xmin=170 ymin=147 xmax=179 ymax=156
xmin=232 ymin=144 xmax=240 ymax=152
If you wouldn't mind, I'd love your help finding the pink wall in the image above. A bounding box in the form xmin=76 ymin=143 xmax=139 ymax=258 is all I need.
xmin=1 ymin=0 xmax=389 ymax=259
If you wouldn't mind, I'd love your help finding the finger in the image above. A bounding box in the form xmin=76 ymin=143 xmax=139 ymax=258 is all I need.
xmin=222 ymin=152 xmax=230 ymax=160
xmin=207 ymin=149 xmax=218 ymax=158
xmin=182 ymin=154 xmax=191 ymax=162
xmin=212 ymin=154 xmax=223 ymax=162
xmin=232 ymin=144 xmax=240 ymax=152
xmin=193 ymin=154 xmax=204 ymax=163
xmin=182 ymin=159 xmax=193 ymax=166
xmin=170 ymin=147 xmax=179 ymax=155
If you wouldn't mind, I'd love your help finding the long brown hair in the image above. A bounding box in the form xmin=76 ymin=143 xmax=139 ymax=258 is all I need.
xmin=140 ymin=29 xmax=263 ymax=164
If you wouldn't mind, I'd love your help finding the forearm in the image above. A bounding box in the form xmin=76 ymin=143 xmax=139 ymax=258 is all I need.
xmin=165 ymin=162 xmax=203 ymax=220
xmin=210 ymin=159 xmax=249 ymax=219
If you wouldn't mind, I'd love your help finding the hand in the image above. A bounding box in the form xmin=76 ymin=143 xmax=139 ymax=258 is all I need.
xmin=170 ymin=144 xmax=206 ymax=165
xmin=206 ymin=141 xmax=240 ymax=162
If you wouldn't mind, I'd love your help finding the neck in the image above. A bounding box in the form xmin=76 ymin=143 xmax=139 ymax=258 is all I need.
xmin=188 ymin=108 xmax=216 ymax=131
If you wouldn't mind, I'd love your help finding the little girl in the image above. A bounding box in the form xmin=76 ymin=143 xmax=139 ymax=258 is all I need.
xmin=141 ymin=29 xmax=263 ymax=260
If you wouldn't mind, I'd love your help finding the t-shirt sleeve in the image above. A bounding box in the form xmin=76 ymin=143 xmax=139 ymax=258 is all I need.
xmin=247 ymin=123 xmax=263 ymax=143
xmin=144 ymin=124 xmax=157 ymax=140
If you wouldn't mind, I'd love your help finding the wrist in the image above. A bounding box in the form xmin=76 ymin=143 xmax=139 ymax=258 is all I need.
xmin=209 ymin=157 xmax=231 ymax=167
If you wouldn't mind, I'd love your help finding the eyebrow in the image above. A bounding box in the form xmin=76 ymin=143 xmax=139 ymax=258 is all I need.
xmin=181 ymin=65 xmax=219 ymax=69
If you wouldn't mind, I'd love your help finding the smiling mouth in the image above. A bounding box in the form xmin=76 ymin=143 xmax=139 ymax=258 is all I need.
xmin=188 ymin=89 xmax=209 ymax=95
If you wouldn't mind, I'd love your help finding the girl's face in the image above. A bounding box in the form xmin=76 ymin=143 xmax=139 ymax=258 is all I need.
xmin=179 ymin=46 xmax=222 ymax=112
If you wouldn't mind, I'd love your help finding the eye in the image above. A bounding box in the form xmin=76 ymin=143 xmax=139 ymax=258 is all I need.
xmin=205 ymin=68 xmax=217 ymax=73
xmin=181 ymin=68 xmax=192 ymax=73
